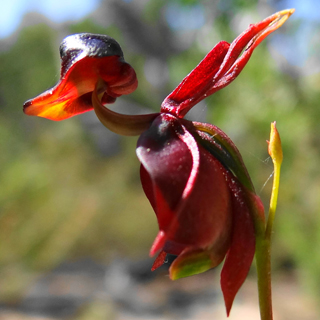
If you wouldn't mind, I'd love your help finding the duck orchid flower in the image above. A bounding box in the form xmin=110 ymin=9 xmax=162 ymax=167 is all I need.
xmin=23 ymin=9 xmax=294 ymax=315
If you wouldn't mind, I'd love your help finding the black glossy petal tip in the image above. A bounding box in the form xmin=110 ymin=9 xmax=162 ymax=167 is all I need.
xmin=59 ymin=33 xmax=124 ymax=77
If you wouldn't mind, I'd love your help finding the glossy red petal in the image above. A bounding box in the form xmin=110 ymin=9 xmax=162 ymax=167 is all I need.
xmin=137 ymin=114 xmax=192 ymax=233
xmin=140 ymin=164 xmax=157 ymax=213
xmin=168 ymin=142 xmax=232 ymax=250
xmin=220 ymin=174 xmax=256 ymax=316
xmin=23 ymin=33 xmax=137 ymax=120
xmin=161 ymin=41 xmax=229 ymax=116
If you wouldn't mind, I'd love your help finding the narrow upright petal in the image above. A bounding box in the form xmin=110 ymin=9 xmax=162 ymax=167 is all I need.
xmin=161 ymin=41 xmax=230 ymax=116
xmin=161 ymin=9 xmax=295 ymax=118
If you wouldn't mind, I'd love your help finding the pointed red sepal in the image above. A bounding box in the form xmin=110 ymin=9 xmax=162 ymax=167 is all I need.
xmin=161 ymin=9 xmax=295 ymax=118
xmin=23 ymin=33 xmax=138 ymax=120
xmin=161 ymin=41 xmax=230 ymax=116
xmin=151 ymin=250 xmax=167 ymax=271
xmin=220 ymin=174 xmax=256 ymax=316
xmin=150 ymin=230 xmax=166 ymax=257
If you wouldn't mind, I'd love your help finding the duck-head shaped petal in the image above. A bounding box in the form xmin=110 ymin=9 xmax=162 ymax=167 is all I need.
xmin=23 ymin=33 xmax=138 ymax=120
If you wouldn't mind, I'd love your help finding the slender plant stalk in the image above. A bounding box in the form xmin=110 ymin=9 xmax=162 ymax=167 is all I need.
xmin=256 ymin=232 xmax=273 ymax=320
xmin=255 ymin=122 xmax=283 ymax=320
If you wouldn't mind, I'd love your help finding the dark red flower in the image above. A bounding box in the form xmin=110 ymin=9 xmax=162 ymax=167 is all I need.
xmin=136 ymin=113 xmax=264 ymax=314
xmin=23 ymin=9 xmax=293 ymax=315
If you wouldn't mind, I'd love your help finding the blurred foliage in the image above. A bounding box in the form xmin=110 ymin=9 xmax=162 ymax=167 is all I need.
xmin=1 ymin=0 xmax=320 ymax=313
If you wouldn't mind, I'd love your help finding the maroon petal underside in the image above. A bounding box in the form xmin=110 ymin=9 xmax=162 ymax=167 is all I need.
xmin=137 ymin=114 xmax=193 ymax=235
xmin=137 ymin=114 xmax=233 ymax=260
xmin=220 ymin=172 xmax=256 ymax=316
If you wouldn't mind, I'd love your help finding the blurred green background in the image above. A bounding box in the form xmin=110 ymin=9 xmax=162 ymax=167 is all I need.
xmin=1 ymin=0 xmax=320 ymax=318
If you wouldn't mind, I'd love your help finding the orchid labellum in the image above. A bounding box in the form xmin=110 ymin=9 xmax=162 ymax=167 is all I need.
xmin=24 ymin=10 xmax=294 ymax=316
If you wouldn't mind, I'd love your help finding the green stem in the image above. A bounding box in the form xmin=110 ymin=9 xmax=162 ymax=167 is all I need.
xmin=255 ymin=122 xmax=282 ymax=320
xmin=255 ymin=233 xmax=273 ymax=320
xmin=255 ymin=162 xmax=281 ymax=320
